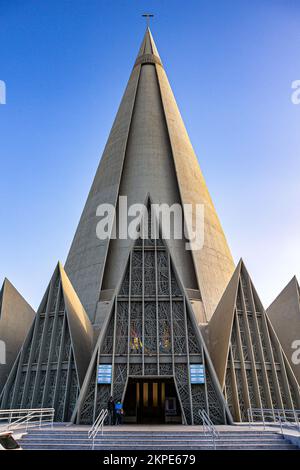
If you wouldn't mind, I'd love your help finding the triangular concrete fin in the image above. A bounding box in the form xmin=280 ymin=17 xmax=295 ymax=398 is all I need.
xmin=0 ymin=278 xmax=35 ymax=393
xmin=72 ymin=203 xmax=232 ymax=425
xmin=59 ymin=262 xmax=94 ymax=385
xmin=268 ymin=276 xmax=299 ymax=311
xmin=267 ymin=276 xmax=300 ymax=385
xmin=0 ymin=263 xmax=93 ymax=421
xmin=0 ymin=278 xmax=34 ymax=320
xmin=207 ymin=260 xmax=242 ymax=389
xmin=209 ymin=259 xmax=300 ymax=422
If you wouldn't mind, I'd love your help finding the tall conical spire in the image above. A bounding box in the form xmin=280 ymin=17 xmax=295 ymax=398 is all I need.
xmin=136 ymin=27 xmax=161 ymax=60
xmin=65 ymin=28 xmax=235 ymax=326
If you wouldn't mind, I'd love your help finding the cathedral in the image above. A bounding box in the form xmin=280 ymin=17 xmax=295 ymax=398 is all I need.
xmin=0 ymin=28 xmax=299 ymax=425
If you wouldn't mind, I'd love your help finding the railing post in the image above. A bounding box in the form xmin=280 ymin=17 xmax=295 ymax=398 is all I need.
xmin=248 ymin=408 xmax=253 ymax=429
xmin=278 ymin=410 xmax=288 ymax=431
xmin=0 ymin=408 xmax=55 ymax=433
xmin=88 ymin=408 xmax=108 ymax=450
xmin=198 ymin=408 xmax=218 ymax=450
xmin=296 ymin=411 xmax=300 ymax=432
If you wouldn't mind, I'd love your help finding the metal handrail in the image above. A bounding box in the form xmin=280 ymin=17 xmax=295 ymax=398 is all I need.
xmin=0 ymin=408 xmax=55 ymax=432
xmin=88 ymin=409 xmax=108 ymax=450
xmin=198 ymin=409 xmax=219 ymax=450
xmin=247 ymin=408 xmax=300 ymax=432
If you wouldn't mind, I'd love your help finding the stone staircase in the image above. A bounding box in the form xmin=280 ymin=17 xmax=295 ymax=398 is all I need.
xmin=16 ymin=425 xmax=299 ymax=450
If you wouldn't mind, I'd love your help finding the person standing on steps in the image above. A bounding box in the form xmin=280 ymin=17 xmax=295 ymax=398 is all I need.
xmin=115 ymin=400 xmax=124 ymax=425
xmin=107 ymin=396 xmax=115 ymax=425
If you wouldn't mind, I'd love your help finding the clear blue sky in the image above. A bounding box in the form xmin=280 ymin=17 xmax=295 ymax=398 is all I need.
xmin=0 ymin=0 xmax=299 ymax=311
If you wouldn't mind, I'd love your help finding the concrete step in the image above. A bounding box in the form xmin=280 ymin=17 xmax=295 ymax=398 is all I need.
xmin=18 ymin=431 xmax=282 ymax=438
xmin=23 ymin=427 xmax=276 ymax=433
xmin=19 ymin=434 xmax=285 ymax=441
xmin=20 ymin=437 xmax=286 ymax=443
xmin=17 ymin=427 xmax=299 ymax=451
xmin=20 ymin=443 xmax=297 ymax=450
xmin=20 ymin=430 xmax=284 ymax=436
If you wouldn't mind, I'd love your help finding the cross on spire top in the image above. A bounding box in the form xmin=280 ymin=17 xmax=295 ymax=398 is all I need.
xmin=142 ymin=13 xmax=154 ymax=28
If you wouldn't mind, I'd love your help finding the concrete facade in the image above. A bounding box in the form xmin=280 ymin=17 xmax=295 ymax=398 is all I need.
xmin=72 ymin=204 xmax=232 ymax=426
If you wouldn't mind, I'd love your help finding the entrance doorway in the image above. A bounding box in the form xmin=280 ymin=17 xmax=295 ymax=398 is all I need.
xmin=123 ymin=377 xmax=182 ymax=424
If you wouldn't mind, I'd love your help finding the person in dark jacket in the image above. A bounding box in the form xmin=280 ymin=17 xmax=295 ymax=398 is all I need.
xmin=115 ymin=400 xmax=124 ymax=425
xmin=107 ymin=396 xmax=115 ymax=425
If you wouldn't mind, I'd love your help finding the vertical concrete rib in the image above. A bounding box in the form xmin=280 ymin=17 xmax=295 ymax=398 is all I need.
xmin=239 ymin=281 xmax=261 ymax=408
xmin=247 ymin=273 xmax=272 ymax=409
